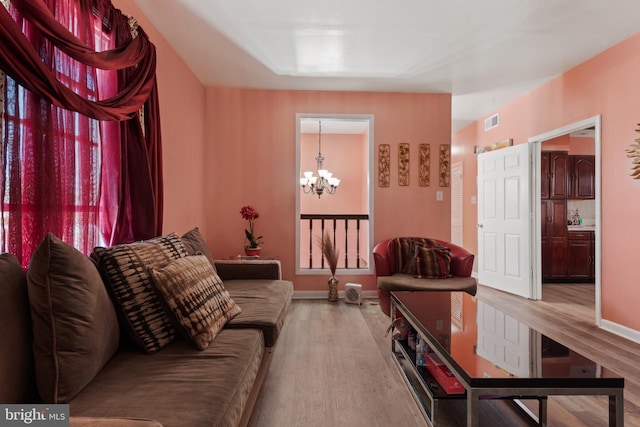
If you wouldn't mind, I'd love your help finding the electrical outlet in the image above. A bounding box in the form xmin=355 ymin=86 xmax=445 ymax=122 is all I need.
xmin=436 ymin=191 xmax=443 ymax=201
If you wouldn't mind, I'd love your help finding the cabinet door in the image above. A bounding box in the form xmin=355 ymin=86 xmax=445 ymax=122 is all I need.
xmin=548 ymin=199 xmax=568 ymax=238
xmin=568 ymin=238 xmax=592 ymax=279
xmin=541 ymin=151 xmax=550 ymax=199
xmin=570 ymin=155 xmax=595 ymax=199
xmin=541 ymin=199 xmax=566 ymax=237
xmin=542 ymin=200 xmax=568 ymax=280
xmin=549 ymin=152 xmax=569 ymax=199
xmin=547 ymin=237 xmax=568 ymax=279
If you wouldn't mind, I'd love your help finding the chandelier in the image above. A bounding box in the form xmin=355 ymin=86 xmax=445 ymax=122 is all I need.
xmin=300 ymin=120 xmax=340 ymax=198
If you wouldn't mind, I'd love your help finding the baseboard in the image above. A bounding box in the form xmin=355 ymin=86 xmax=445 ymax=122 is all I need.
xmin=293 ymin=290 xmax=378 ymax=300
xmin=600 ymin=319 xmax=640 ymax=345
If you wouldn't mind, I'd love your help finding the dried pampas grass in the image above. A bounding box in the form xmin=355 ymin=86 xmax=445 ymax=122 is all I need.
xmin=317 ymin=231 xmax=339 ymax=276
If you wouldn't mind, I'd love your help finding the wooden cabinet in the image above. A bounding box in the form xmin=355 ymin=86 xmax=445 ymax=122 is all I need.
xmin=542 ymin=199 xmax=568 ymax=280
xmin=541 ymin=153 xmax=569 ymax=281
xmin=541 ymin=151 xmax=550 ymax=199
xmin=542 ymin=151 xmax=596 ymax=282
xmin=567 ymin=231 xmax=595 ymax=281
xmin=541 ymin=151 xmax=569 ymax=199
xmin=542 ymin=152 xmax=594 ymax=200
xmin=568 ymin=155 xmax=595 ymax=199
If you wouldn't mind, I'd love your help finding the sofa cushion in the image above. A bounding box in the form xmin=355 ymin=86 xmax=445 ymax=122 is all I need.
xmin=377 ymin=273 xmax=477 ymax=295
xmin=224 ymin=279 xmax=293 ymax=347
xmin=27 ymin=233 xmax=120 ymax=403
xmin=149 ymin=255 xmax=241 ymax=351
xmin=180 ymin=227 xmax=216 ymax=272
xmin=69 ymin=328 xmax=265 ymax=427
xmin=92 ymin=233 xmax=188 ymax=354
xmin=214 ymin=259 xmax=282 ymax=281
xmin=413 ymin=246 xmax=452 ymax=279
xmin=0 ymin=253 xmax=37 ymax=403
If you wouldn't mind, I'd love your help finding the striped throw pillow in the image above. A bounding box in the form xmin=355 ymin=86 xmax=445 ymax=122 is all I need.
xmin=92 ymin=233 xmax=188 ymax=354
xmin=149 ymin=255 xmax=241 ymax=351
xmin=413 ymin=246 xmax=452 ymax=279
xmin=394 ymin=237 xmax=443 ymax=274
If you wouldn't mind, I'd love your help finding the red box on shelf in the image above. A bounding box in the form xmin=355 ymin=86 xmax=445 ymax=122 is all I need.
xmin=424 ymin=350 xmax=465 ymax=394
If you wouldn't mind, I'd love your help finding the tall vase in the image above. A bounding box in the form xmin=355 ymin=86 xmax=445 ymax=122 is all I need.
xmin=328 ymin=276 xmax=339 ymax=302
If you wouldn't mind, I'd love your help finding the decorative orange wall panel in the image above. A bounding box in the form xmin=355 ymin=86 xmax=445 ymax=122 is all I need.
xmin=419 ymin=143 xmax=430 ymax=186
xmin=378 ymin=144 xmax=390 ymax=187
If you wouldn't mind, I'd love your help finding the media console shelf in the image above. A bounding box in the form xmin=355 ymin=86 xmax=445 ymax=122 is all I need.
xmin=390 ymin=291 xmax=624 ymax=427
xmin=391 ymin=336 xmax=464 ymax=425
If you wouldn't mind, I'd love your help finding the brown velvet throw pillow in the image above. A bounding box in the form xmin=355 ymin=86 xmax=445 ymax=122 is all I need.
xmin=27 ymin=233 xmax=120 ymax=403
xmin=149 ymin=255 xmax=241 ymax=351
xmin=0 ymin=253 xmax=37 ymax=404
xmin=413 ymin=246 xmax=452 ymax=279
xmin=180 ymin=227 xmax=217 ymax=272
xmin=92 ymin=233 xmax=188 ymax=354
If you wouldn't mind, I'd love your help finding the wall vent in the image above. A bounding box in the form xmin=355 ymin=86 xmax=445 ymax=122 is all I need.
xmin=484 ymin=113 xmax=499 ymax=131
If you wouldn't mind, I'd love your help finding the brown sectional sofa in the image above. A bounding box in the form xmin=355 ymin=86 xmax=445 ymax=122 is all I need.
xmin=0 ymin=229 xmax=293 ymax=427
xmin=373 ymin=237 xmax=477 ymax=315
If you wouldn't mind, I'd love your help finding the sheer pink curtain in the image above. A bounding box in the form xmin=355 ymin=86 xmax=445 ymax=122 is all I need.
xmin=0 ymin=0 xmax=162 ymax=267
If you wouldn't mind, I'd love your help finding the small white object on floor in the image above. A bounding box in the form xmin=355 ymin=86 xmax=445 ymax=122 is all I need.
xmin=344 ymin=282 xmax=362 ymax=305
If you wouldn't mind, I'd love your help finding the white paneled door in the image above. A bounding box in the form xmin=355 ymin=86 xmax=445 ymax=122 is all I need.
xmin=477 ymin=143 xmax=532 ymax=298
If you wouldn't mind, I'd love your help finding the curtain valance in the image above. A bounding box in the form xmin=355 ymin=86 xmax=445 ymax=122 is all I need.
xmin=0 ymin=0 xmax=155 ymax=121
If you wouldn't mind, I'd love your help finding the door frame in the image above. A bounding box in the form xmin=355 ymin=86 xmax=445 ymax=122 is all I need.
xmin=528 ymin=115 xmax=601 ymax=325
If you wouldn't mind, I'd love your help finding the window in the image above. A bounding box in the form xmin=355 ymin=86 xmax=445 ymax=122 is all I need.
xmin=0 ymin=2 xmax=117 ymax=261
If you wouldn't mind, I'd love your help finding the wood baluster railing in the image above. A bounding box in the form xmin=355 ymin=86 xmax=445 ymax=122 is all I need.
xmin=300 ymin=214 xmax=369 ymax=270
xmin=308 ymin=218 xmax=313 ymax=269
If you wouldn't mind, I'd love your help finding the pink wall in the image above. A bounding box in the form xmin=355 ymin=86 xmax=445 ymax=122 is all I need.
xmin=205 ymin=88 xmax=452 ymax=291
xmin=300 ymin=133 xmax=366 ymax=214
xmin=569 ymin=137 xmax=595 ymax=155
xmin=452 ymin=33 xmax=640 ymax=332
xmin=112 ymin=0 xmax=208 ymax=237
xmin=540 ymin=134 xmax=595 ymax=155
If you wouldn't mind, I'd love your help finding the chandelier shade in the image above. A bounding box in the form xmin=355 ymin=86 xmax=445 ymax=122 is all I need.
xmin=300 ymin=121 xmax=340 ymax=198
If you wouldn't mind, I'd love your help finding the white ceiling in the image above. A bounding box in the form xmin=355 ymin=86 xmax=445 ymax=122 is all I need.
xmin=133 ymin=0 xmax=640 ymax=132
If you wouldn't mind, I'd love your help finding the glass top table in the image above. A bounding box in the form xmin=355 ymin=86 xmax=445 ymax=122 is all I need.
xmin=390 ymin=291 xmax=624 ymax=427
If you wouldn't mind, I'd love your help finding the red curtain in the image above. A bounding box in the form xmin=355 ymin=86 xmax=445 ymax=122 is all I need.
xmin=0 ymin=0 xmax=163 ymax=267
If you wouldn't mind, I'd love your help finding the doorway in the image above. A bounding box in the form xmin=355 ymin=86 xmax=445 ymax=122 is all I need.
xmin=529 ymin=116 xmax=601 ymax=325
xmin=295 ymin=114 xmax=374 ymax=275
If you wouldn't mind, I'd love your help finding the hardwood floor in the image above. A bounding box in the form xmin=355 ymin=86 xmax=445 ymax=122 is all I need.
xmin=248 ymin=286 xmax=640 ymax=426
xmin=481 ymin=283 xmax=640 ymax=427
xmin=248 ymin=299 xmax=428 ymax=427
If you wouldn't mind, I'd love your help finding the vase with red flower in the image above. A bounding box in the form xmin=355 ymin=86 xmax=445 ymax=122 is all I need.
xmin=240 ymin=205 xmax=264 ymax=257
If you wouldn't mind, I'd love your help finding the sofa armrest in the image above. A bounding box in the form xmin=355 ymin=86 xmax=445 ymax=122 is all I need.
xmin=214 ymin=259 xmax=282 ymax=281
xmin=448 ymin=245 xmax=474 ymax=277
xmin=372 ymin=240 xmax=393 ymax=277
